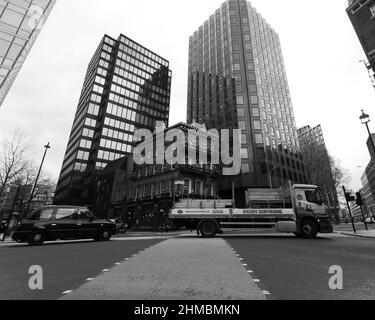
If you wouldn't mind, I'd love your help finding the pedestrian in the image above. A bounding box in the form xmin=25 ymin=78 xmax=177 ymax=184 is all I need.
xmin=0 ymin=220 xmax=8 ymax=242
xmin=159 ymin=209 xmax=169 ymax=234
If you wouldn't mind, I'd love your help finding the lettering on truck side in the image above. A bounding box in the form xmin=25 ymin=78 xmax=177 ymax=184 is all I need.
xmin=170 ymin=208 xmax=295 ymax=217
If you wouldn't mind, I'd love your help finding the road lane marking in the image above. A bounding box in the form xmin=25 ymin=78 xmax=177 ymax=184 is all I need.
xmin=254 ymin=279 xmax=260 ymax=283
xmin=102 ymin=269 xmax=109 ymax=272
xmin=262 ymin=290 xmax=271 ymax=295
xmin=62 ymin=290 xmax=74 ymax=295
xmin=86 ymin=278 xmax=94 ymax=282
xmin=61 ymin=237 xmax=266 ymax=300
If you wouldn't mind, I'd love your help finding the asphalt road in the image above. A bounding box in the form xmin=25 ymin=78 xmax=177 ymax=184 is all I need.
xmin=226 ymin=234 xmax=375 ymax=300
xmin=1 ymin=232 xmax=375 ymax=300
xmin=0 ymin=239 xmax=162 ymax=300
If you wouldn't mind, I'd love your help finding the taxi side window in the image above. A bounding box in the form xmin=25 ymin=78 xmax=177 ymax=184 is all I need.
xmin=30 ymin=208 xmax=54 ymax=221
xmin=77 ymin=210 xmax=94 ymax=220
xmin=55 ymin=209 xmax=78 ymax=220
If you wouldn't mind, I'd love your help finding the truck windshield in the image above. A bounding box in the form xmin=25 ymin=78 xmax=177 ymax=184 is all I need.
xmin=305 ymin=190 xmax=323 ymax=205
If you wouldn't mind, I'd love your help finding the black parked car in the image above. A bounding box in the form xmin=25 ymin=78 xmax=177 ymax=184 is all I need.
xmin=12 ymin=206 xmax=116 ymax=246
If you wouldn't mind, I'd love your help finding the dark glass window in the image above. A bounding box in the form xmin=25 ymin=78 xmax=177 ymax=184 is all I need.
xmin=305 ymin=190 xmax=323 ymax=205
xmin=29 ymin=208 xmax=54 ymax=221
xmin=55 ymin=209 xmax=78 ymax=220
xmin=77 ymin=210 xmax=94 ymax=220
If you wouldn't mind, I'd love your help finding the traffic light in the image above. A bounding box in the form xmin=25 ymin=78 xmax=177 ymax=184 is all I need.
xmin=356 ymin=192 xmax=363 ymax=207
xmin=345 ymin=192 xmax=356 ymax=202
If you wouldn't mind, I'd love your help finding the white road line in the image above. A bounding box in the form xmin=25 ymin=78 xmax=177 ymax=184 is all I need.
xmin=262 ymin=291 xmax=271 ymax=295
xmin=247 ymin=270 xmax=254 ymax=273
xmin=115 ymin=263 xmax=121 ymax=265
xmin=62 ymin=290 xmax=74 ymax=295
xmin=242 ymin=264 xmax=248 ymax=267
xmin=86 ymin=278 xmax=94 ymax=282
xmin=102 ymin=269 xmax=109 ymax=272
xmin=254 ymin=279 xmax=260 ymax=283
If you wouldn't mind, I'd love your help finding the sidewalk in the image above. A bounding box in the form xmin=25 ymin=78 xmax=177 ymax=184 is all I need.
xmin=0 ymin=236 xmax=12 ymax=243
xmin=61 ymin=236 xmax=266 ymax=300
xmin=334 ymin=223 xmax=375 ymax=239
xmin=338 ymin=230 xmax=375 ymax=239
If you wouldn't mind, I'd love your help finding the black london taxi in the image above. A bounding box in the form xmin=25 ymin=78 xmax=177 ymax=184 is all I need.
xmin=12 ymin=206 xmax=117 ymax=246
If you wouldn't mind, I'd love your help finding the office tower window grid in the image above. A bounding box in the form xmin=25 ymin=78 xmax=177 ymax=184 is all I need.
xmin=0 ymin=0 xmax=56 ymax=106
xmin=298 ymin=125 xmax=327 ymax=149
xmin=347 ymin=0 xmax=375 ymax=74
xmin=55 ymin=34 xmax=171 ymax=205
xmin=188 ymin=0 xmax=306 ymax=188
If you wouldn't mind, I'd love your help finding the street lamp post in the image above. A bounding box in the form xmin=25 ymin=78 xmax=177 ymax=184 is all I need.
xmin=360 ymin=110 xmax=375 ymax=157
xmin=26 ymin=143 xmax=51 ymax=214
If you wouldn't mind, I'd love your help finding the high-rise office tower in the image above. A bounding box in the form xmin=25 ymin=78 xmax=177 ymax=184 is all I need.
xmin=187 ymin=0 xmax=307 ymax=202
xmin=54 ymin=34 xmax=172 ymax=206
xmin=298 ymin=125 xmax=327 ymax=149
xmin=298 ymin=124 xmax=339 ymax=214
xmin=347 ymin=0 xmax=375 ymax=74
xmin=0 ymin=0 xmax=57 ymax=107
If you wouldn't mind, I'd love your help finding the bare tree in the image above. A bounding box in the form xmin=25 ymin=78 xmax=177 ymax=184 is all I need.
xmin=300 ymin=141 xmax=350 ymax=223
xmin=331 ymin=158 xmax=351 ymax=197
xmin=34 ymin=174 xmax=56 ymax=198
xmin=0 ymin=130 xmax=31 ymax=201
xmin=301 ymin=141 xmax=334 ymax=190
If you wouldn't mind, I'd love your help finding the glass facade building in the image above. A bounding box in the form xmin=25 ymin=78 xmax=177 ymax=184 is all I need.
xmin=0 ymin=0 xmax=56 ymax=107
xmin=54 ymin=34 xmax=172 ymax=206
xmin=187 ymin=0 xmax=307 ymax=201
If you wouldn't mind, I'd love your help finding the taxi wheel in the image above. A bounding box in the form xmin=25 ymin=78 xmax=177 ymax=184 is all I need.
xmin=28 ymin=230 xmax=46 ymax=246
xmin=97 ymin=229 xmax=112 ymax=241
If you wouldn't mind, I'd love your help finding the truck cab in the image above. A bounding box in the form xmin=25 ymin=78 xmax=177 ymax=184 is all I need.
xmin=291 ymin=185 xmax=333 ymax=237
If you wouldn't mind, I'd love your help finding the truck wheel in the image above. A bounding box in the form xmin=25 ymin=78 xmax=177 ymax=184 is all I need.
xmin=300 ymin=220 xmax=318 ymax=239
xmin=28 ymin=230 xmax=46 ymax=246
xmin=199 ymin=220 xmax=218 ymax=238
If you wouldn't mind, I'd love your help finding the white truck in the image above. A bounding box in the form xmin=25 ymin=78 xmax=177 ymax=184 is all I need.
xmin=169 ymin=184 xmax=333 ymax=239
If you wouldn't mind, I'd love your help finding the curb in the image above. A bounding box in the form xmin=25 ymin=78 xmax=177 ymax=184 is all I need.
xmin=339 ymin=232 xmax=375 ymax=239
xmin=0 ymin=240 xmax=14 ymax=245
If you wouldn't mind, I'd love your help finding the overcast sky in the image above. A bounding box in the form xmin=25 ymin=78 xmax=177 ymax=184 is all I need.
xmin=0 ymin=0 xmax=374 ymax=190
